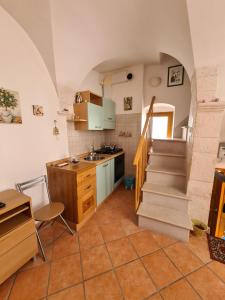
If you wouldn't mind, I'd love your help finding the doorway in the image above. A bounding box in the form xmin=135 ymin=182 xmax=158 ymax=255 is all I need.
xmin=152 ymin=111 xmax=173 ymax=139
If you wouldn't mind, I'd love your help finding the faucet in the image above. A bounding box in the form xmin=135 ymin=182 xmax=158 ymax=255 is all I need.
xmin=90 ymin=145 xmax=96 ymax=157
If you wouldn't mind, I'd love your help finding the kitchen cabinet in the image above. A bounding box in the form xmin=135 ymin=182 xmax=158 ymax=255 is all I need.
xmin=103 ymin=98 xmax=116 ymax=129
xmin=96 ymin=158 xmax=114 ymax=205
xmin=74 ymin=102 xmax=103 ymax=130
xmin=46 ymin=159 xmax=96 ymax=230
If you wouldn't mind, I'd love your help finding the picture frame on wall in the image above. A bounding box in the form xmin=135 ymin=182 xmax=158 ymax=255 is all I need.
xmin=124 ymin=97 xmax=133 ymax=111
xmin=167 ymin=65 xmax=184 ymax=87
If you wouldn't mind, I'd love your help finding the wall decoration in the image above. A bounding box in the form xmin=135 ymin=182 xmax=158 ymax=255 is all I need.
xmin=124 ymin=96 xmax=133 ymax=111
xmin=167 ymin=65 xmax=184 ymax=87
xmin=33 ymin=105 xmax=44 ymax=116
xmin=53 ymin=120 xmax=59 ymax=135
xmin=0 ymin=88 xmax=22 ymax=124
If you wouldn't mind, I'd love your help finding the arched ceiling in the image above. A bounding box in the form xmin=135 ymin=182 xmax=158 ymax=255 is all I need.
xmin=0 ymin=0 xmax=194 ymax=99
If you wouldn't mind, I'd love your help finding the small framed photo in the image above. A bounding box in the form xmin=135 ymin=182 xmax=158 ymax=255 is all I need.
xmin=167 ymin=65 xmax=184 ymax=87
xmin=33 ymin=105 xmax=44 ymax=116
xmin=124 ymin=97 xmax=133 ymax=111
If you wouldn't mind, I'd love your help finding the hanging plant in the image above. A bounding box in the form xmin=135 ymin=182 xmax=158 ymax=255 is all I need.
xmin=0 ymin=88 xmax=17 ymax=111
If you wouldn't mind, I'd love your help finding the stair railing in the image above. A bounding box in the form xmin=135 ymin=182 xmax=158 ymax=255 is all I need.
xmin=133 ymin=96 xmax=156 ymax=210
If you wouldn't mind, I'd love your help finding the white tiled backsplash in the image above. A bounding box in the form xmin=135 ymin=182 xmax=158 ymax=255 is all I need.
xmin=67 ymin=113 xmax=142 ymax=175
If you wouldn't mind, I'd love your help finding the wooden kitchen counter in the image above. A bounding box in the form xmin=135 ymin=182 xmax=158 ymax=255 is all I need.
xmin=78 ymin=151 xmax=125 ymax=165
xmin=46 ymin=158 xmax=96 ymax=230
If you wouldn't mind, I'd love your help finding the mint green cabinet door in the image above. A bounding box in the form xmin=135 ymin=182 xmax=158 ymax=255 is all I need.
xmin=96 ymin=163 xmax=106 ymax=205
xmin=88 ymin=103 xmax=103 ymax=130
xmin=103 ymin=98 xmax=115 ymax=129
xmin=109 ymin=158 xmax=115 ymax=192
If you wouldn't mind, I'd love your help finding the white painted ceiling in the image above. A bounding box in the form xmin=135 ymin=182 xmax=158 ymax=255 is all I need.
xmin=0 ymin=0 xmax=194 ymax=97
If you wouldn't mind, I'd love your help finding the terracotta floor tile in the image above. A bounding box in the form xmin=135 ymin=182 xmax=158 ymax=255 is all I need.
xmin=81 ymin=244 xmax=112 ymax=279
xmin=142 ymin=250 xmax=182 ymax=289
xmin=106 ymin=237 xmax=138 ymax=267
xmin=52 ymin=234 xmax=79 ymax=259
xmin=115 ymin=259 xmax=156 ymax=300
xmin=9 ymin=264 xmax=50 ymax=300
xmin=149 ymin=293 xmax=163 ymax=300
xmin=39 ymin=222 xmax=65 ymax=246
xmin=160 ymin=279 xmax=200 ymax=300
xmin=96 ymin=208 xmax=121 ymax=225
xmin=187 ymin=266 xmax=225 ymax=300
xmin=128 ymin=230 xmax=160 ymax=257
xmin=151 ymin=231 xmax=177 ymax=248
xmin=47 ymin=284 xmax=84 ymax=300
xmin=120 ymin=217 xmax=144 ymax=236
xmin=186 ymin=234 xmax=211 ymax=263
xmin=164 ymin=242 xmax=203 ymax=275
xmin=85 ymin=271 xmax=122 ymax=300
xmin=100 ymin=222 xmax=126 ymax=242
xmin=208 ymin=260 xmax=225 ymax=282
xmin=48 ymin=254 xmax=82 ymax=294
xmin=79 ymin=225 xmax=104 ymax=250
xmin=0 ymin=275 xmax=15 ymax=300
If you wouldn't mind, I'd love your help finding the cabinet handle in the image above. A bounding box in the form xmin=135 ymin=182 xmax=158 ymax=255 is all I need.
xmin=108 ymin=117 xmax=112 ymax=120
xmin=85 ymin=185 xmax=91 ymax=190
xmin=103 ymin=164 xmax=108 ymax=167
xmin=86 ymin=174 xmax=91 ymax=178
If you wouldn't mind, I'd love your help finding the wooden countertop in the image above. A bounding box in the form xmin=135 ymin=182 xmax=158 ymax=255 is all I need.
xmin=46 ymin=158 xmax=95 ymax=174
xmin=46 ymin=151 xmax=124 ymax=173
xmin=78 ymin=151 xmax=125 ymax=166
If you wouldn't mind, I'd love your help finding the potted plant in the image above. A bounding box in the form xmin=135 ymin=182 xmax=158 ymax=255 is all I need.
xmin=0 ymin=88 xmax=17 ymax=123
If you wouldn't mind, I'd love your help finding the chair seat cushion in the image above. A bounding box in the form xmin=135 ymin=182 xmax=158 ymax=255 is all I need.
xmin=34 ymin=202 xmax=64 ymax=221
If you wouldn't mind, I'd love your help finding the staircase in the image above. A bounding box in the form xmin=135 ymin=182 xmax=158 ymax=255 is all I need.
xmin=137 ymin=139 xmax=192 ymax=241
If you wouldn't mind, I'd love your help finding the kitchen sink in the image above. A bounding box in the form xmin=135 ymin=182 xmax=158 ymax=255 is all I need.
xmin=84 ymin=155 xmax=105 ymax=161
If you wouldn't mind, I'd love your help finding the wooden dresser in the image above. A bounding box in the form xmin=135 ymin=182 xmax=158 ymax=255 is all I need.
xmin=0 ymin=189 xmax=37 ymax=284
xmin=46 ymin=159 xmax=96 ymax=230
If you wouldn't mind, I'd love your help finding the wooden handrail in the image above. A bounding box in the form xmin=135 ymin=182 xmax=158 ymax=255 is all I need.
xmin=133 ymin=96 xmax=156 ymax=210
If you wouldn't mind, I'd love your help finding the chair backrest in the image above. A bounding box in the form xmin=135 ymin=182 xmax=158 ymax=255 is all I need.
xmin=16 ymin=175 xmax=51 ymax=202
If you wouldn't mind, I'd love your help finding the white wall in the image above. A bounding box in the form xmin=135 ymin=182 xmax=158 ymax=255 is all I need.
xmin=144 ymin=56 xmax=191 ymax=137
xmin=0 ymin=0 xmax=57 ymax=87
xmin=187 ymin=0 xmax=225 ymax=141
xmin=108 ymin=64 xmax=144 ymax=115
xmin=0 ymin=7 xmax=68 ymax=208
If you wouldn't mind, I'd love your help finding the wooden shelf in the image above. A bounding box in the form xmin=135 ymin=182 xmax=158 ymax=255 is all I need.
xmin=75 ymin=90 xmax=102 ymax=106
xmin=0 ymin=204 xmax=29 ymax=224
xmin=0 ymin=213 xmax=32 ymax=238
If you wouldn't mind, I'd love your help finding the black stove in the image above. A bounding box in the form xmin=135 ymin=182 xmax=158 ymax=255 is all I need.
xmin=95 ymin=146 xmax=123 ymax=155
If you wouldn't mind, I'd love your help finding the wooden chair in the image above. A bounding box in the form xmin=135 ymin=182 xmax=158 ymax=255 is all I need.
xmin=16 ymin=175 xmax=74 ymax=261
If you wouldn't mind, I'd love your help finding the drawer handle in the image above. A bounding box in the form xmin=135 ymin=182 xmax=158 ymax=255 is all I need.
xmin=108 ymin=117 xmax=112 ymax=120
xmin=85 ymin=185 xmax=91 ymax=190
xmin=103 ymin=164 xmax=108 ymax=167
xmin=86 ymin=174 xmax=91 ymax=178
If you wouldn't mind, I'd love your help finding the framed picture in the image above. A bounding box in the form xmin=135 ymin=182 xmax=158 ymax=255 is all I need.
xmin=33 ymin=105 xmax=44 ymax=116
xmin=124 ymin=97 xmax=133 ymax=111
xmin=167 ymin=65 xmax=184 ymax=87
xmin=0 ymin=89 xmax=22 ymax=124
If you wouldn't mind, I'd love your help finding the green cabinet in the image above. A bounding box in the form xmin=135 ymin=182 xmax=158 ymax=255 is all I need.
xmin=103 ymin=98 xmax=115 ymax=129
xmin=88 ymin=103 xmax=103 ymax=130
xmin=74 ymin=102 xmax=103 ymax=130
xmin=96 ymin=158 xmax=115 ymax=205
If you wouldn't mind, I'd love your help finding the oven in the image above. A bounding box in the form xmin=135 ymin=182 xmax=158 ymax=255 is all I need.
xmin=114 ymin=153 xmax=125 ymax=183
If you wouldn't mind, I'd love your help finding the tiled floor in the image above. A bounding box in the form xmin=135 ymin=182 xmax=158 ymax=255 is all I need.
xmin=1 ymin=185 xmax=225 ymax=300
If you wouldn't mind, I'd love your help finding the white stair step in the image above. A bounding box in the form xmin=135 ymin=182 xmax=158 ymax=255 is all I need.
xmin=150 ymin=152 xmax=185 ymax=158
xmin=142 ymin=182 xmax=187 ymax=199
xmin=137 ymin=202 xmax=192 ymax=241
xmin=149 ymin=153 xmax=185 ymax=171
xmin=142 ymin=182 xmax=189 ymax=211
xmin=152 ymin=139 xmax=186 ymax=155
xmin=146 ymin=165 xmax=186 ymax=176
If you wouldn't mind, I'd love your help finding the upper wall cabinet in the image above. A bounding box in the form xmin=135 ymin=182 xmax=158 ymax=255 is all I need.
xmin=73 ymin=91 xmax=115 ymax=130
xmin=74 ymin=102 xmax=103 ymax=130
xmin=103 ymin=98 xmax=116 ymax=129
xmin=74 ymin=91 xmax=103 ymax=130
